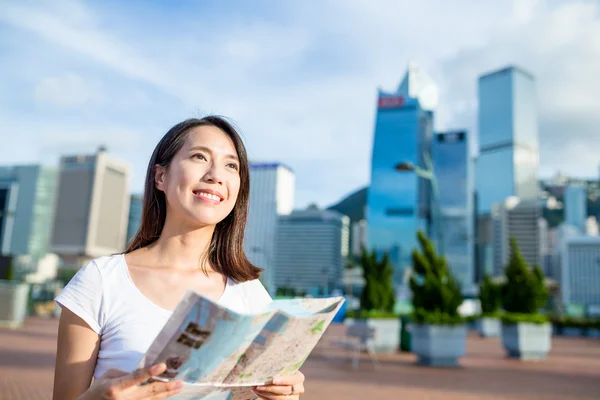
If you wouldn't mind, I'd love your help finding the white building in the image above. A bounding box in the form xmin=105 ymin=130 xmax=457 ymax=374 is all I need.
xmin=244 ymin=162 xmax=294 ymax=293
xmin=274 ymin=207 xmax=349 ymax=295
xmin=51 ymin=147 xmax=130 ymax=268
xmin=586 ymin=216 xmax=599 ymax=236
xmin=350 ymin=219 xmax=367 ymax=257
xmin=492 ymin=197 xmax=542 ymax=275
xmin=560 ymin=235 xmax=600 ymax=310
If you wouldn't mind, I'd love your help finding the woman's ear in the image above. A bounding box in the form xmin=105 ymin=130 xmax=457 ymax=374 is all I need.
xmin=155 ymin=164 xmax=166 ymax=191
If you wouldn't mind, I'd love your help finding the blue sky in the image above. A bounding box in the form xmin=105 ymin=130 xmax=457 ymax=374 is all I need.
xmin=1 ymin=0 xmax=599 ymax=208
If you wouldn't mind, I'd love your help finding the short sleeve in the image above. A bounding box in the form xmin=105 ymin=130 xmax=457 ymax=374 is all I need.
xmin=246 ymin=279 xmax=273 ymax=314
xmin=55 ymin=260 xmax=105 ymax=334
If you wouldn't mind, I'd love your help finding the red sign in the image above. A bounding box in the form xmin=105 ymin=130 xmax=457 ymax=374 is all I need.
xmin=378 ymin=96 xmax=405 ymax=109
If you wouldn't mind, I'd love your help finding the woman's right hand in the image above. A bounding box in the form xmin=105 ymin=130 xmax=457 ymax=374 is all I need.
xmin=79 ymin=363 xmax=184 ymax=400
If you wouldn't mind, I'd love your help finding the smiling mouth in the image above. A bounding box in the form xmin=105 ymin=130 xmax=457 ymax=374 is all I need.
xmin=192 ymin=190 xmax=224 ymax=203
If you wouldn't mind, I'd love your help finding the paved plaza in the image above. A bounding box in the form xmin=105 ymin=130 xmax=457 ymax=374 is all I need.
xmin=1 ymin=318 xmax=600 ymax=399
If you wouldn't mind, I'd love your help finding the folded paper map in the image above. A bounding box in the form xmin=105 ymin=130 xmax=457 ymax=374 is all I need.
xmin=137 ymin=291 xmax=345 ymax=400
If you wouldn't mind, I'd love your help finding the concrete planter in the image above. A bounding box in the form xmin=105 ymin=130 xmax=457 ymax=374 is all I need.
xmin=0 ymin=281 xmax=30 ymax=328
xmin=345 ymin=318 xmax=401 ymax=353
xmin=501 ymin=322 xmax=551 ymax=360
xmin=477 ymin=317 xmax=501 ymax=337
xmin=412 ymin=324 xmax=467 ymax=367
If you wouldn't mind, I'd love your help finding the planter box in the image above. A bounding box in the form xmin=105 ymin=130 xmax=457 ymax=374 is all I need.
xmin=501 ymin=322 xmax=551 ymax=360
xmin=0 ymin=281 xmax=30 ymax=328
xmin=412 ymin=324 xmax=467 ymax=367
xmin=477 ymin=317 xmax=501 ymax=337
xmin=345 ymin=318 xmax=401 ymax=353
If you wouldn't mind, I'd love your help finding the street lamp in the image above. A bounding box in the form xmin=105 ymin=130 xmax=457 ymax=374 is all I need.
xmin=394 ymin=152 xmax=445 ymax=256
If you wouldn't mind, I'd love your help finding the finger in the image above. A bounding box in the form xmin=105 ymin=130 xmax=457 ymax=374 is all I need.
xmin=146 ymin=383 xmax=185 ymax=400
xmin=272 ymin=371 xmax=305 ymax=385
xmin=139 ymin=379 xmax=184 ymax=397
xmin=116 ymin=363 xmax=166 ymax=388
xmin=253 ymin=383 xmax=304 ymax=396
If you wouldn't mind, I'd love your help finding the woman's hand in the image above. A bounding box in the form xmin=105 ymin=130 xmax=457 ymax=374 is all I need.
xmin=79 ymin=363 xmax=184 ymax=400
xmin=252 ymin=371 xmax=305 ymax=399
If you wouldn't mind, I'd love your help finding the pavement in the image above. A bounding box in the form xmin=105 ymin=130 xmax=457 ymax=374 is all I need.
xmin=1 ymin=318 xmax=600 ymax=399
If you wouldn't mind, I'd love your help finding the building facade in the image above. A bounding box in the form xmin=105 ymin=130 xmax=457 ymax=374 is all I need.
xmin=492 ymin=197 xmax=542 ymax=275
xmin=274 ymin=208 xmax=349 ymax=295
xmin=560 ymin=235 xmax=600 ymax=311
xmin=476 ymin=66 xmax=540 ymax=215
xmin=564 ymin=182 xmax=587 ymax=232
xmin=51 ymin=148 xmax=130 ymax=267
xmin=367 ymin=64 xmax=437 ymax=289
xmin=432 ymin=130 xmax=475 ymax=294
xmin=244 ymin=162 xmax=295 ymax=293
xmin=0 ymin=165 xmax=58 ymax=262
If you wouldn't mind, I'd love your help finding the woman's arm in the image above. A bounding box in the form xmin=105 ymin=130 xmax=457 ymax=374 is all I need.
xmin=53 ymin=307 xmax=101 ymax=400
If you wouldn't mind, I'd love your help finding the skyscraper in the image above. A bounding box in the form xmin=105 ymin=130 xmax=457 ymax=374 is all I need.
xmin=492 ymin=197 xmax=542 ymax=275
xmin=274 ymin=207 xmax=349 ymax=295
xmin=564 ymin=182 xmax=587 ymax=231
xmin=126 ymin=194 xmax=143 ymax=246
xmin=244 ymin=162 xmax=294 ymax=293
xmin=0 ymin=165 xmax=58 ymax=261
xmin=367 ymin=64 xmax=437 ymax=289
xmin=432 ymin=131 xmax=475 ymax=294
xmin=51 ymin=148 xmax=130 ymax=267
xmin=476 ymin=66 xmax=539 ymax=214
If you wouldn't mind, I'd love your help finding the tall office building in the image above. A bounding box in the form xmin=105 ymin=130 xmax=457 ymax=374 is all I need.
xmin=476 ymin=66 xmax=539 ymax=214
xmin=244 ymin=162 xmax=294 ymax=293
xmin=351 ymin=219 xmax=368 ymax=257
xmin=126 ymin=194 xmax=143 ymax=246
xmin=51 ymin=148 xmax=130 ymax=267
xmin=564 ymin=182 xmax=587 ymax=232
xmin=432 ymin=131 xmax=475 ymax=294
xmin=492 ymin=197 xmax=542 ymax=275
xmin=560 ymin=235 xmax=600 ymax=311
xmin=274 ymin=207 xmax=349 ymax=294
xmin=0 ymin=165 xmax=58 ymax=262
xmin=367 ymin=63 xmax=437 ymax=288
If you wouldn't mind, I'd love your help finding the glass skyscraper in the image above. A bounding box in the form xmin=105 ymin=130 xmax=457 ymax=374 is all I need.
xmin=432 ymin=131 xmax=475 ymax=295
xmin=564 ymin=182 xmax=587 ymax=232
xmin=367 ymin=64 xmax=437 ymax=290
xmin=476 ymin=66 xmax=539 ymax=215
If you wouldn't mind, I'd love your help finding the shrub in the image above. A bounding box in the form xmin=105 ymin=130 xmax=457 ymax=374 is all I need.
xmin=359 ymin=248 xmax=396 ymax=312
xmin=479 ymin=274 xmax=501 ymax=316
xmin=409 ymin=231 xmax=464 ymax=325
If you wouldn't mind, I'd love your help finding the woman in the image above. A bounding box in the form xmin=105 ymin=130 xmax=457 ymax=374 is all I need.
xmin=53 ymin=116 xmax=306 ymax=400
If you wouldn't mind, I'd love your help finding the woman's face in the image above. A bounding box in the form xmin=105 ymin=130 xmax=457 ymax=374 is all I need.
xmin=156 ymin=125 xmax=241 ymax=228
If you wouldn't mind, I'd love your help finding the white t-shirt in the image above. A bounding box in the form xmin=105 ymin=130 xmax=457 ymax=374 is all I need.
xmin=55 ymin=254 xmax=272 ymax=380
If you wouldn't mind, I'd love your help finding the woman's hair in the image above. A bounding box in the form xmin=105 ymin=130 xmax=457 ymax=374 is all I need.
xmin=126 ymin=116 xmax=261 ymax=282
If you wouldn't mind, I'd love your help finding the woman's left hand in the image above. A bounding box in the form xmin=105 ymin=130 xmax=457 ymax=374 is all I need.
xmin=252 ymin=371 xmax=305 ymax=399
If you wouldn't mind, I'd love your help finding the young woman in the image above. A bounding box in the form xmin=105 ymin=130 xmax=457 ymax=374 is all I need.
xmin=53 ymin=116 xmax=306 ymax=400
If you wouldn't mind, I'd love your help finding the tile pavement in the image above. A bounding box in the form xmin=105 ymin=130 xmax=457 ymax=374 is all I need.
xmin=1 ymin=318 xmax=600 ymax=399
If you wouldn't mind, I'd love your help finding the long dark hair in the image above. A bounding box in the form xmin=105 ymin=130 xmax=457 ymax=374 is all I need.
xmin=126 ymin=116 xmax=261 ymax=282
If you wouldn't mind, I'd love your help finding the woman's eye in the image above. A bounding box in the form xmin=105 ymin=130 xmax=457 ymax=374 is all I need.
xmin=227 ymin=163 xmax=239 ymax=171
xmin=193 ymin=154 xmax=207 ymax=161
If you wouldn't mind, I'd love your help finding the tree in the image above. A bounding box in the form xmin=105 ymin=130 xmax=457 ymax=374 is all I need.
xmin=359 ymin=248 xmax=395 ymax=312
xmin=410 ymin=231 xmax=463 ymax=322
xmin=502 ymin=238 xmax=548 ymax=314
xmin=478 ymin=274 xmax=501 ymax=315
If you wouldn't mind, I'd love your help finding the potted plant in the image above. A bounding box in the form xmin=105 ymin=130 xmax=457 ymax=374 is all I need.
xmin=345 ymin=248 xmax=399 ymax=353
xmin=0 ymin=259 xmax=31 ymax=328
xmin=500 ymin=238 xmax=551 ymax=360
xmin=477 ymin=275 xmax=502 ymax=337
xmin=409 ymin=231 xmax=466 ymax=367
